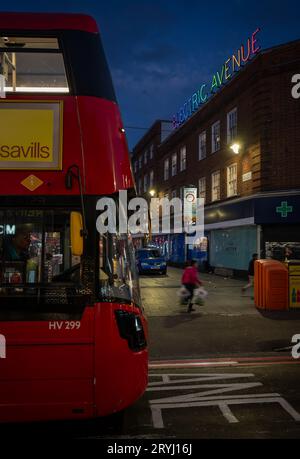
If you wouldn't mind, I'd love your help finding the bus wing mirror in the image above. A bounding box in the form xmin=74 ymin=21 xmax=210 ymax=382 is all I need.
xmin=70 ymin=211 xmax=83 ymax=256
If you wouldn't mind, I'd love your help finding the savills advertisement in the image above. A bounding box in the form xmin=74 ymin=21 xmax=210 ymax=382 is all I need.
xmin=0 ymin=101 xmax=62 ymax=169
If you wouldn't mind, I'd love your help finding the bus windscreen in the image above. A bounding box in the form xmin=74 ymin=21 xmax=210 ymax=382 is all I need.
xmin=0 ymin=209 xmax=79 ymax=288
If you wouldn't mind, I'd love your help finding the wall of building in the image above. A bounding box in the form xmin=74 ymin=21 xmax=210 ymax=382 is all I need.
xmin=131 ymin=39 xmax=300 ymax=275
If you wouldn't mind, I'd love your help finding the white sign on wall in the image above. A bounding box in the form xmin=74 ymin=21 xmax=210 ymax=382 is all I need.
xmin=184 ymin=187 xmax=197 ymax=230
xmin=242 ymin=172 xmax=252 ymax=182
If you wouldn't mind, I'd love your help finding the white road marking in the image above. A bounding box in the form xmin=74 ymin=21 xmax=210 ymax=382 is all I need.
xmin=149 ymin=382 xmax=263 ymax=401
xmin=219 ymin=402 xmax=239 ymax=423
xmin=148 ymin=373 xmax=256 ymax=386
xmin=148 ymin=382 xmax=263 ymax=394
xmin=150 ymin=361 xmax=237 ymax=368
xmin=148 ymin=373 xmax=300 ymax=429
xmin=150 ymin=397 xmax=300 ymax=428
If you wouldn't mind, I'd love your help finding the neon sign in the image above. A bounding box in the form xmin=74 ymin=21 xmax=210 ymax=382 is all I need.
xmin=172 ymin=28 xmax=261 ymax=129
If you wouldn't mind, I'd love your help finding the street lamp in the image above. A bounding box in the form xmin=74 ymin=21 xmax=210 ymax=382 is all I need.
xmin=148 ymin=189 xmax=157 ymax=242
xmin=230 ymin=143 xmax=241 ymax=155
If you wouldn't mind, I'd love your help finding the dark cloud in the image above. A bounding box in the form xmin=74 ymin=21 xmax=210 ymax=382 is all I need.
xmin=132 ymin=43 xmax=179 ymax=63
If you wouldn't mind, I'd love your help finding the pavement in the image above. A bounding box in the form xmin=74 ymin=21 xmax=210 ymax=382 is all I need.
xmin=140 ymin=267 xmax=300 ymax=360
xmin=140 ymin=267 xmax=257 ymax=317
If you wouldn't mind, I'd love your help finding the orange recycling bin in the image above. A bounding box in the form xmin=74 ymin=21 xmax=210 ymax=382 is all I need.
xmin=254 ymin=260 xmax=288 ymax=310
xmin=254 ymin=259 xmax=269 ymax=309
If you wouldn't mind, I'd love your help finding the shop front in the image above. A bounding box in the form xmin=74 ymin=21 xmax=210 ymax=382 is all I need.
xmin=204 ymin=192 xmax=300 ymax=277
xmin=255 ymin=194 xmax=300 ymax=262
xmin=209 ymin=225 xmax=257 ymax=276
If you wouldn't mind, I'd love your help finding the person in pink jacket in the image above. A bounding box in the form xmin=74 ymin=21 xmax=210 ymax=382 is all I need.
xmin=181 ymin=260 xmax=203 ymax=312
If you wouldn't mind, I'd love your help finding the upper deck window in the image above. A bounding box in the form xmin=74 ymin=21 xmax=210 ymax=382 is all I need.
xmin=0 ymin=36 xmax=69 ymax=95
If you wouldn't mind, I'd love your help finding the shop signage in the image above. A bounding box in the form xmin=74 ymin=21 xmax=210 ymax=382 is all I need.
xmin=276 ymin=201 xmax=293 ymax=218
xmin=173 ymin=28 xmax=261 ymax=129
xmin=0 ymin=101 xmax=63 ymax=170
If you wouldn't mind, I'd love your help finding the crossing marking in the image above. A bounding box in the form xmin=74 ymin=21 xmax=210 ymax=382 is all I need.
xmin=148 ymin=373 xmax=300 ymax=429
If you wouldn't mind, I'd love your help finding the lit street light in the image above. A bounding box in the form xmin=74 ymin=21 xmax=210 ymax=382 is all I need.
xmin=230 ymin=143 xmax=241 ymax=154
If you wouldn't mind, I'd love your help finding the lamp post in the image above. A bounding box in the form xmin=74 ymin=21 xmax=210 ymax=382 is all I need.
xmin=148 ymin=189 xmax=157 ymax=242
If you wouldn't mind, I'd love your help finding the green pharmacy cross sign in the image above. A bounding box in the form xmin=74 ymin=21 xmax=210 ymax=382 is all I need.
xmin=276 ymin=201 xmax=293 ymax=218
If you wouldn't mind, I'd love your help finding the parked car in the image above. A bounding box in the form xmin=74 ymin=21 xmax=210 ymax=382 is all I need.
xmin=135 ymin=248 xmax=167 ymax=275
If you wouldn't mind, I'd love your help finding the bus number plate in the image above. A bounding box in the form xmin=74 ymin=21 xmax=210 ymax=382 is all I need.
xmin=49 ymin=321 xmax=81 ymax=330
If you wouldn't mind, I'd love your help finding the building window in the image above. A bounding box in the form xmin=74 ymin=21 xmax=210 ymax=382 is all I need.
xmin=134 ymin=161 xmax=137 ymax=173
xmin=144 ymin=150 xmax=148 ymax=165
xmin=180 ymin=146 xmax=187 ymax=171
xmin=227 ymin=108 xmax=237 ymax=144
xmin=164 ymin=158 xmax=169 ymax=181
xmin=138 ymin=178 xmax=142 ymax=194
xmin=179 ymin=186 xmax=184 ymax=200
xmin=149 ymin=144 xmax=154 ymax=160
xmin=198 ymin=177 xmax=206 ymax=204
xmin=149 ymin=170 xmax=154 ymax=188
xmin=0 ymin=37 xmax=69 ymax=94
xmin=144 ymin=174 xmax=148 ymax=193
xmin=198 ymin=131 xmax=206 ymax=160
xmin=227 ymin=163 xmax=237 ymax=197
xmin=139 ymin=156 xmax=142 ymax=169
xmin=171 ymin=153 xmax=177 ymax=177
xmin=171 ymin=190 xmax=177 ymax=199
xmin=211 ymin=121 xmax=221 ymax=153
xmin=211 ymin=170 xmax=221 ymax=202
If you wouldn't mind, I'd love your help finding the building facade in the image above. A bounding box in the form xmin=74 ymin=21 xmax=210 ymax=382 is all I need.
xmin=132 ymin=39 xmax=300 ymax=275
xmin=131 ymin=120 xmax=173 ymax=198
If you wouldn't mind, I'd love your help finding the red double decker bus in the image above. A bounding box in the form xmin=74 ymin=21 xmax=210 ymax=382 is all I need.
xmin=0 ymin=12 xmax=148 ymax=423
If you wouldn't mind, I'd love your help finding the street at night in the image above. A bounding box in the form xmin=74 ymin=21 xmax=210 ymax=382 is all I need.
xmin=1 ymin=269 xmax=300 ymax=439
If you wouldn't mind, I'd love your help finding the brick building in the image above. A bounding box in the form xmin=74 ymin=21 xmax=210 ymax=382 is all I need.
xmin=131 ymin=120 xmax=173 ymax=197
xmin=132 ymin=39 xmax=300 ymax=275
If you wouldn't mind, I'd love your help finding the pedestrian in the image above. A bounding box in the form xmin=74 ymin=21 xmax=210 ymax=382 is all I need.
xmin=284 ymin=246 xmax=293 ymax=261
xmin=242 ymin=253 xmax=258 ymax=293
xmin=181 ymin=260 xmax=203 ymax=312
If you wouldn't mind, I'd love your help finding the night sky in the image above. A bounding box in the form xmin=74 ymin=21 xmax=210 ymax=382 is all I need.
xmin=2 ymin=0 xmax=300 ymax=149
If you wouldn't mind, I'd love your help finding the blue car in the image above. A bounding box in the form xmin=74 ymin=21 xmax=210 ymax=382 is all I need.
xmin=135 ymin=248 xmax=167 ymax=275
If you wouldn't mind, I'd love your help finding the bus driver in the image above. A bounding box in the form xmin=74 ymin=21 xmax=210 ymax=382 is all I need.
xmin=4 ymin=228 xmax=31 ymax=262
